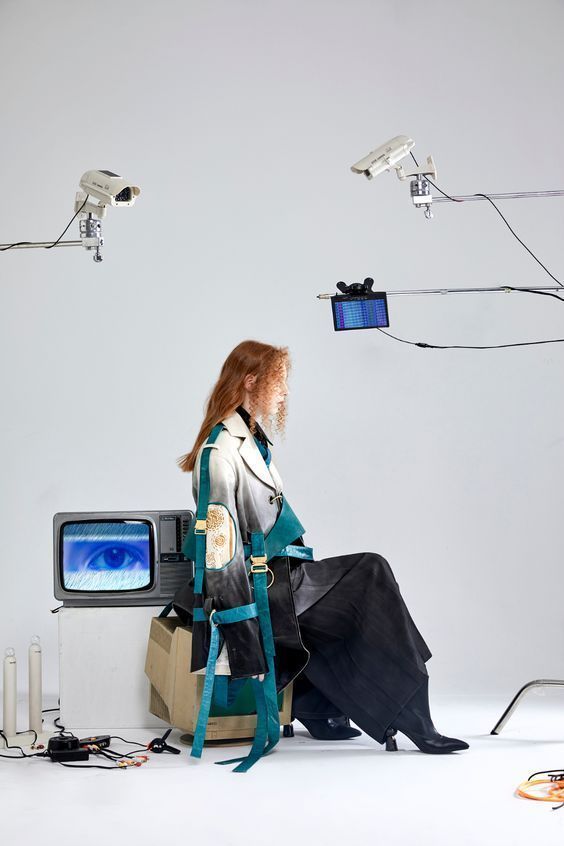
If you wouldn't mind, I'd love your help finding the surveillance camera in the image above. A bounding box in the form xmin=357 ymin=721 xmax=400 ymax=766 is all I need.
xmin=350 ymin=135 xmax=414 ymax=180
xmin=79 ymin=170 xmax=141 ymax=207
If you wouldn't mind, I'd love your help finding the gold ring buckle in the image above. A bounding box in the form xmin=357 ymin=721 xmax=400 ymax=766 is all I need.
xmin=194 ymin=519 xmax=207 ymax=535
xmin=250 ymin=559 xmax=275 ymax=589
xmin=250 ymin=556 xmax=267 ymax=572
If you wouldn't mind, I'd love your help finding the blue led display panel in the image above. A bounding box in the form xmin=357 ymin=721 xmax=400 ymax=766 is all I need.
xmin=331 ymin=293 xmax=389 ymax=331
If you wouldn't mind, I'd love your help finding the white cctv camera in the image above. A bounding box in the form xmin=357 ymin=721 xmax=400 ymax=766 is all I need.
xmin=351 ymin=135 xmax=415 ymax=180
xmin=351 ymin=135 xmax=437 ymax=218
xmin=79 ymin=170 xmax=141 ymax=207
xmin=73 ymin=170 xmax=141 ymax=262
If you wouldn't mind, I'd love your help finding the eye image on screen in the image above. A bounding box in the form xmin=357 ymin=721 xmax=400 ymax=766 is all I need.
xmin=62 ymin=521 xmax=151 ymax=592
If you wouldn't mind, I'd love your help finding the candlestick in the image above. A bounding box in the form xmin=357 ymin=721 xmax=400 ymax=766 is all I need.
xmin=3 ymin=648 xmax=17 ymax=738
xmin=28 ymin=636 xmax=42 ymax=734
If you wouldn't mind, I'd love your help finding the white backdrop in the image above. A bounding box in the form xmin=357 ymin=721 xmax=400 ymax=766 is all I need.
xmin=1 ymin=0 xmax=563 ymax=698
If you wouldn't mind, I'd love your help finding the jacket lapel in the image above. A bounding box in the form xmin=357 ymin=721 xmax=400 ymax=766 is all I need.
xmin=222 ymin=411 xmax=279 ymax=492
xmin=268 ymin=458 xmax=283 ymax=492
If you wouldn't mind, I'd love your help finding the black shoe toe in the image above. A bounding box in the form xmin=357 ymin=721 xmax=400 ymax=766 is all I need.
xmin=399 ymin=728 xmax=469 ymax=754
xmin=299 ymin=717 xmax=362 ymax=741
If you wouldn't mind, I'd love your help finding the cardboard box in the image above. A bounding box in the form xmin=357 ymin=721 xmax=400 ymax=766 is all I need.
xmin=144 ymin=615 xmax=293 ymax=741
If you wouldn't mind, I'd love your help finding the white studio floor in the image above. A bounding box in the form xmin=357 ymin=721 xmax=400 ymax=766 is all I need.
xmin=2 ymin=691 xmax=564 ymax=845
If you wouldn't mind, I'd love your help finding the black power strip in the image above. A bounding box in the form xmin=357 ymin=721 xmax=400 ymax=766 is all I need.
xmin=79 ymin=734 xmax=111 ymax=749
xmin=47 ymin=735 xmax=90 ymax=762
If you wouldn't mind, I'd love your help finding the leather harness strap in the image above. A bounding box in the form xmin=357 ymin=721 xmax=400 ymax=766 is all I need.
xmin=181 ymin=422 xmax=313 ymax=772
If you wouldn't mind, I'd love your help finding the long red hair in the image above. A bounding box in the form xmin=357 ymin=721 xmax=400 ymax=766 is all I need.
xmin=177 ymin=340 xmax=290 ymax=473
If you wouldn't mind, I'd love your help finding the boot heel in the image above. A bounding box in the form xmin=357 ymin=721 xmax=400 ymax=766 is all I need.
xmin=385 ymin=728 xmax=398 ymax=751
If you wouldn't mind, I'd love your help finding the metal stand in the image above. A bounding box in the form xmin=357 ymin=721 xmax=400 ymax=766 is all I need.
xmin=0 ymin=240 xmax=81 ymax=250
xmin=491 ymin=679 xmax=564 ymax=734
xmin=1 ymin=210 xmax=104 ymax=261
xmin=433 ymin=189 xmax=564 ymax=203
xmin=318 ymin=284 xmax=564 ymax=300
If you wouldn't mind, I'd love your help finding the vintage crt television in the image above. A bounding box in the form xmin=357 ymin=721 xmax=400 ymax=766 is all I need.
xmin=53 ymin=510 xmax=194 ymax=607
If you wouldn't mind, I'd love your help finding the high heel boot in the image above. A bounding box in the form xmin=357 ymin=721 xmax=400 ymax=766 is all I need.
xmin=384 ymin=677 xmax=469 ymax=754
xmin=299 ymin=715 xmax=362 ymax=741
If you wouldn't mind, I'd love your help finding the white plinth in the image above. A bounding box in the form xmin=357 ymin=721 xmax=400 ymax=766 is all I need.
xmin=59 ymin=606 xmax=169 ymax=729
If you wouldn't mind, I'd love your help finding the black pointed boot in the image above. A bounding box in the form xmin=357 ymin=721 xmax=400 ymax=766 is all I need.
xmin=299 ymin=715 xmax=362 ymax=741
xmin=385 ymin=677 xmax=469 ymax=754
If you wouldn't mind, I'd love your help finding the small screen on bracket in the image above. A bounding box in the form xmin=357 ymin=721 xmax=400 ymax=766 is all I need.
xmin=331 ymin=292 xmax=389 ymax=331
xmin=61 ymin=521 xmax=152 ymax=592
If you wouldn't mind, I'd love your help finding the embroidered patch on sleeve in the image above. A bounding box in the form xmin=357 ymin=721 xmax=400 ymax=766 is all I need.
xmin=205 ymin=504 xmax=236 ymax=568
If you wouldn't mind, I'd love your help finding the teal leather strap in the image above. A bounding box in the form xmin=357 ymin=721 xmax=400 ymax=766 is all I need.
xmin=243 ymin=542 xmax=314 ymax=561
xmin=189 ymin=423 xmax=225 ymax=596
xmin=281 ymin=543 xmax=314 ymax=560
xmin=177 ymin=424 xmax=311 ymax=772
xmin=190 ymin=601 xmax=259 ymax=760
xmin=241 ymin=495 xmax=310 ymax=567
xmin=192 ymin=607 xmax=208 ymax=623
xmin=216 ymin=530 xmax=280 ymax=772
xmin=193 ymin=603 xmax=258 ymax=625
xmin=213 ymin=675 xmax=247 ymax=709
xmin=262 ymin=495 xmax=306 ymax=561
xmin=190 ymin=621 xmax=221 ymax=759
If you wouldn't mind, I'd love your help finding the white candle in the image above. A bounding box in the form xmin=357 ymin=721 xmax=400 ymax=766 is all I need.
xmin=28 ymin=636 xmax=42 ymax=735
xmin=3 ymin=648 xmax=17 ymax=738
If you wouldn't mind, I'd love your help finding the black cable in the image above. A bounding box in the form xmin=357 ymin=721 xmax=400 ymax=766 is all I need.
xmin=410 ymin=152 xmax=563 ymax=287
xmin=18 ymin=729 xmax=37 ymax=744
xmin=506 ymin=286 xmax=564 ymax=303
xmin=0 ymin=195 xmax=90 ymax=252
xmin=474 ymin=192 xmax=563 ymax=288
xmin=0 ymin=241 xmax=33 ymax=251
xmin=89 ymin=748 xmax=128 ymax=763
xmin=528 ymin=769 xmax=564 ymax=780
xmin=0 ymin=721 xmax=147 ymax=769
xmin=56 ymin=761 xmax=123 ymax=771
xmin=377 ymin=327 xmax=564 ymax=350
xmin=526 ymin=769 xmax=564 ymax=811
xmin=45 ymin=195 xmax=89 ymax=249
xmin=0 ymin=730 xmax=45 ymax=758
xmin=51 ymin=744 xmax=146 ymax=769
xmin=54 ymin=717 xmax=66 ymax=733
xmin=49 ymin=742 xmax=145 ymax=770
xmin=109 ymin=747 xmax=149 ymax=757
xmin=110 ymin=735 xmax=149 ymax=747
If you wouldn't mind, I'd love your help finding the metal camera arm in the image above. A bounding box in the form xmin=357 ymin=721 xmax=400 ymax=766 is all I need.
xmin=74 ymin=191 xmax=106 ymax=262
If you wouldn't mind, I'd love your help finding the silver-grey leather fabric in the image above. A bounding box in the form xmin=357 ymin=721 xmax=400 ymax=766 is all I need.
xmin=190 ymin=411 xmax=294 ymax=678
xmin=192 ymin=410 xmax=284 ymax=546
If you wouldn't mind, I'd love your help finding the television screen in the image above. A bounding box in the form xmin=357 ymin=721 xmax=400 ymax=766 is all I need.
xmin=331 ymin=292 xmax=389 ymax=331
xmin=61 ymin=520 xmax=153 ymax=592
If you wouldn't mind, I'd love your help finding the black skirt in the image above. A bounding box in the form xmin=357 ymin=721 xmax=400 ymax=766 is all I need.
xmin=288 ymin=551 xmax=432 ymax=744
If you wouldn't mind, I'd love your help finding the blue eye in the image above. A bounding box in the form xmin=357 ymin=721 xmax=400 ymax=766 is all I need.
xmin=86 ymin=545 xmax=141 ymax=571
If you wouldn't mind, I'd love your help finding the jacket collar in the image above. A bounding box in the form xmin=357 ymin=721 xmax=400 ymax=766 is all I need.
xmin=221 ymin=411 xmax=282 ymax=492
xmin=235 ymin=404 xmax=273 ymax=446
